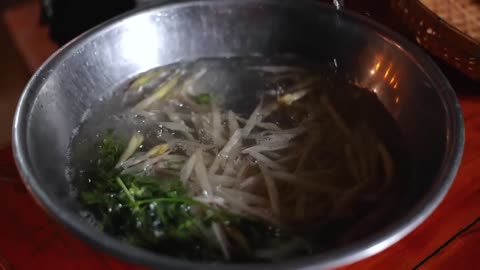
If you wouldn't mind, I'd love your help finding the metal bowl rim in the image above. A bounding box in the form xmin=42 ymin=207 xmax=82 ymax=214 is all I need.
xmin=12 ymin=0 xmax=465 ymax=269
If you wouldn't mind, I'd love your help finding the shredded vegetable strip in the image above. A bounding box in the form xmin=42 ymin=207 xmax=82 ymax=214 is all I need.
xmin=270 ymin=171 xmax=339 ymax=194
xmin=239 ymin=175 xmax=261 ymax=190
xmin=194 ymin=150 xmax=213 ymax=197
xmin=209 ymin=175 xmax=237 ymax=187
xmin=236 ymin=117 xmax=281 ymax=131
xmin=320 ymin=95 xmax=351 ymax=137
xmin=183 ymin=68 xmax=207 ymax=94
xmin=259 ymin=164 xmax=280 ymax=216
xmin=127 ymin=69 xmax=165 ymax=92
xmin=295 ymin=134 xmax=316 ymax=172
xmin=212 ymin=222 xmax=231 ymax=260
xmin=101 ymin=64 xmax=399 ymax=262
xmin=245 ymin=151 xmax=285 ymax=170
xmin=220 ymin=187 xmax=269 ymax=206
xmin=235 ymin=160 xmax=249 ymax=185
xmin=216 ymin=188 xmax=277 ymax=224
xmin=180 ymin=152 xmax=197 ymax=183
xmin=211 ymin=102 xmax=226 ymax=145
xmin=116 ymin=133 xmax=144 ymax=168
xmin=278 ymin=89 xmax=310 ymax=106
xmin=209 ymin=130 xmax=242 ymax=174
xmin=227 ymin=110 xmax=240 ymax=137
xmin=242 ymin=99 xmax=264 ymax=137
xmin=134 ymin=73 xmax=181 ymax=111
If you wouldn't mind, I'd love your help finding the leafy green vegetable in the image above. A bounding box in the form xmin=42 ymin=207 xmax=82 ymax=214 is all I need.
xmin=78 ymin=132 xmax=302 ymax=261
xmin=191 ymin=93 xmax=212 ymax=105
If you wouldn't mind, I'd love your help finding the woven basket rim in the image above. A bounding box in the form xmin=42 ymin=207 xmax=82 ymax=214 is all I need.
xmin=416 ymin=0 xmax=480 ymax=46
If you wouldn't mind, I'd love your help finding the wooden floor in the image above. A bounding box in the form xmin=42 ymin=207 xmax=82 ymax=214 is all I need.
xmin=0 ymin=1 xmax=479 ymax=269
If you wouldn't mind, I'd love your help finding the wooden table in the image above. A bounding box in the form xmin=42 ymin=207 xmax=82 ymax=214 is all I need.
xmin=1 ymin=1 xmax=479 ymax=269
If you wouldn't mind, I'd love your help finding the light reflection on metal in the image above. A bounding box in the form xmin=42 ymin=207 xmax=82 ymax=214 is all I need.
xmin=384 ymin=64 xmax=392 ymax=79
xmin=390 ymin=76 xmax=396 ymax=84
xmin=367 ymin=59 xmax=402 ymax=94
xmin=370 ymin=61 xmax=381 ymax=76
xmin=120 ymin=16 xmax=161 ymax=70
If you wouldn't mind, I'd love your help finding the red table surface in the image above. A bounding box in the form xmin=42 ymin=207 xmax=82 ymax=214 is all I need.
xmin=1 ymin=1 xmax=480 ymax=269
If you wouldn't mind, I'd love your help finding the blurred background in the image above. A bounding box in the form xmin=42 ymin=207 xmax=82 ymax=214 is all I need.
xmin=0 ymin=0 xmax=29 ymax=147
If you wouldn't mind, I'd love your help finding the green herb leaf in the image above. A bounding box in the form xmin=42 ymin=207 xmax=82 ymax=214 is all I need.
xmin=78 ymin=132 xmax=302 ymax=262
xmin=191 ymin=93 xmax=211 ymax=104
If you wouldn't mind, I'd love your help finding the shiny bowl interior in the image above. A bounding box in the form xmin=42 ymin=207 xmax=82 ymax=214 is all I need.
xmin=13 ymin=0 xmax=464 ymax=269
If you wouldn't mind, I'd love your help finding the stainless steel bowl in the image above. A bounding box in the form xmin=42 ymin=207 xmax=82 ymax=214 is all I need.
xmin=12 ymin=0 xmax=464 ymax=269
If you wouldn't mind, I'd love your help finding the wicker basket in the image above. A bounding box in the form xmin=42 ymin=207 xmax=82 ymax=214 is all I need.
xmin=391 ymin=0 xmax=480 ymax=81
